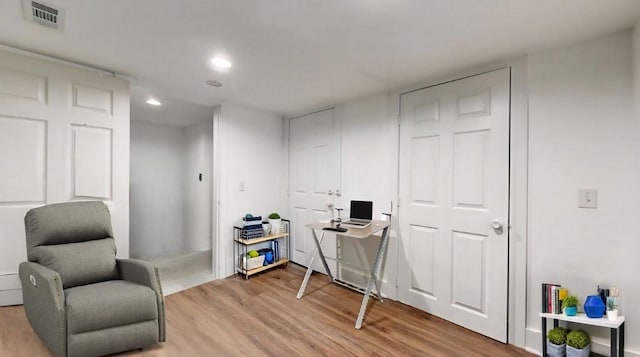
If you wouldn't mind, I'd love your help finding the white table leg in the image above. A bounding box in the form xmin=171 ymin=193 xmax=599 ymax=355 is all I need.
xmin=297 ymin=230 xmax=333 ymax=299
xmin=355 ymin=226 xmax=390 ymax=329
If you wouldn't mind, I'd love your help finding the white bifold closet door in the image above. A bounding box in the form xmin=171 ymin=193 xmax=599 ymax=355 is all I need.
xmin=288 ymin=108 xmax=340 ymax=273
xmin=398 ymin=68 xmax=510 ymax=342
xmin=0 ymin=49 xmax=130 ymax=306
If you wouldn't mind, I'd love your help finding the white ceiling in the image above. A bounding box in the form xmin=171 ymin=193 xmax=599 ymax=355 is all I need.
xmin=129 ymin=84 xmax=213 ymax=128
xmin=1 ymin=0 xmax=640 ymax=118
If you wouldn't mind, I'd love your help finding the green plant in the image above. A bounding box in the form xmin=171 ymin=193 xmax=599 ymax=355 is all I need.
xmin=547 ymin=327 xmax=569 ymax=345
xmin=562 ymin=295 xmax=578 ymax=309
xmin=268 ymin=212 xmax=281 ymax=219
xmin=606 ymin=297 xmax=618 ymax=311
xmin=566 ymin=330 xmax=590 ymax=349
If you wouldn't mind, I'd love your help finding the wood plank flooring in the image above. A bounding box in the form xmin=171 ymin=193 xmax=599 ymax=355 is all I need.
xmin=0 ymin=264 xmax=534 ymax=356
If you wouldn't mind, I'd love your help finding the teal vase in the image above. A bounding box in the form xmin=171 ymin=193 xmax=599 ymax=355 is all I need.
xmin=565 ymin=306 xmax=577 ymax=316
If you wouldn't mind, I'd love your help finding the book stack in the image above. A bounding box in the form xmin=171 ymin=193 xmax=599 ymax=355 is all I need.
xmin=270 ymin=240 xmax=280 ymax=262
xmin=542 ymin=283 xmax=567 ymax=314
xmin=241 ymin=215 xmax=263 ymax=239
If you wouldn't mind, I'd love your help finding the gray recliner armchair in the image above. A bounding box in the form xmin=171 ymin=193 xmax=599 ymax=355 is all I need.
xmin=18 ymin=201 xmax=166 ymax=357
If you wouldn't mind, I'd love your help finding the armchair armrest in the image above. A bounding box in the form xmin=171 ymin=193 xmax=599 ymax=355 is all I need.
xmin=18 ymin=261 xmax=67 ymax=357
xmin=117 ymin=259 xmax=166 ymax=342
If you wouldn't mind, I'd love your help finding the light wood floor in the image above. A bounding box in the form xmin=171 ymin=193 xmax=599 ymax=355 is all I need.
xmin=0 ymin=264 xmax=534 ymax=356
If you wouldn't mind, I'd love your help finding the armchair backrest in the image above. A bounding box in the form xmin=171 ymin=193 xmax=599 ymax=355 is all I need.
xmin=24 ymin=201 xmax=118 ymax=289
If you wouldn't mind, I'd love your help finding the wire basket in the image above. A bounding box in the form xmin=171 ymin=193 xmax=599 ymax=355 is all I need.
xmin=240 ymin=228 xmax=263 ymax=239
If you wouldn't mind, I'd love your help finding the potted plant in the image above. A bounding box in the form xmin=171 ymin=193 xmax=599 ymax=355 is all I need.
xmin=566 ymin=330 xmax=590 ymax=357
xmin=268 ymin=213 xmax=281 ymax=235
xmin=562 ymin=295 xmax=578 ymax=316
xmin=606 ymin=297 xmax=619 ymax=321
xmin=547 ymin=327 xmax=568 ymax=357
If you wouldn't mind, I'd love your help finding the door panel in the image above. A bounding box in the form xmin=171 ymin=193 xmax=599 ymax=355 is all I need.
xmin=398 ymin=68 xmax=510 ymax=342
xmin=289 ymin=109 xmax=339 ymax=271
xmin=408 ymin=225 xmax=436 ymax=296
xmin=72 ymin=125 xmax=113 ymax=199
xmin=0 ymin=116 xmax=47 ymax=203
xmin=410 ymin=136 xmax=438 ymax=203
xmin=451 ymin=231 xmax=485 ymax=312
xmin=453 ymin=130 xmax=487 ymax=206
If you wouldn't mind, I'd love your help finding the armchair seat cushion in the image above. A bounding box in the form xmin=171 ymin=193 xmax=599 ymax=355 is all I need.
xmin=65 ymin=280 xmax=158 ymax=334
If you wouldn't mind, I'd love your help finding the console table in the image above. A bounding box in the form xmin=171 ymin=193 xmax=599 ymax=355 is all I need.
xmin=539 ymin=312 xmax=625 ymax=357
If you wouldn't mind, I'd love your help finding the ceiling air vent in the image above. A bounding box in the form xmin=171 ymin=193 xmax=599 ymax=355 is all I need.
xmin=22 ymin=0 xmax=65 ymax=31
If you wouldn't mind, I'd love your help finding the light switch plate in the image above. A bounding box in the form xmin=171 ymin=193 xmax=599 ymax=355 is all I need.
xmin=578 ymin=189 xmax=597 ymax=208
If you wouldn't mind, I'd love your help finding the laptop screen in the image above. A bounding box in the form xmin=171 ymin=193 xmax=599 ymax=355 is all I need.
xmin=350 ymin=200 xmax=373 ymax=220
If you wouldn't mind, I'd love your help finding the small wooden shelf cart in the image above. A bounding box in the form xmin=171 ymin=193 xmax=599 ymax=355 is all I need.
xmin=233 ymin=219 xmax=289 ymax=279
xmin=539 ymin=312 xmax=625 ymax=357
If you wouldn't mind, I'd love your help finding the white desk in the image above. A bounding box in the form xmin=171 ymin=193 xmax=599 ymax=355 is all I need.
xmin=296 ymin=220 xmax=391 ymax=329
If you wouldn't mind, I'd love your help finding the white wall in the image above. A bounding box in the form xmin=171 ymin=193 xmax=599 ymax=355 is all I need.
xmin=526 ymin=31 xmax=640 ymax=355
xmin=634 ymin=21 xmax=640 ymax=159
xmin=130 ymin=121 xmax=186 ymax=259
xmin=218 ymin=102 xmax=286 ymax=278
xmin=184 ymin=120 xmax=214 ymax=252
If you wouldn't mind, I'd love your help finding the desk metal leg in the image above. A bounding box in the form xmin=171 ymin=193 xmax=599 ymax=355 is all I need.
xmin=620 ymin=322 xmax=625 ymax=357
xmin=355 ymin=227 xmax=390 ymax=329
xmin=372 ymin=227 xmax=391 ymax=302
xmin=297 ymin=230 xmax=331 ymax=299
xmin=541 ymin=317 xmax=547 ymax=357
xmin=611 ymin=327 xmax=618 ymax=357
xmin=311 ymin=229 xmax=334 ymax=282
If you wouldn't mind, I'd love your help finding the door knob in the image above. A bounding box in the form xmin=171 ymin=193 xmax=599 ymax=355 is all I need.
xmin=328 ymin=190 xmax=333 ymax=196
xmin=491 ymin=219 xmax=504 ymax=230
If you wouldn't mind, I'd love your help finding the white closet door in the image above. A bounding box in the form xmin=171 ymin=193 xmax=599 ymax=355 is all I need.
xmin=0 ymin=50 xmax=129 ymax=306
xmin=288 ymin=109 xmax=340 ymax=272
xmin=398 ymin=68 xmax=510 ymax=342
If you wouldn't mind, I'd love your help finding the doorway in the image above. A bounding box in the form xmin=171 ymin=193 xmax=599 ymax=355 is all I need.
xmin=129 ymin=88 xmax=216 ymax=295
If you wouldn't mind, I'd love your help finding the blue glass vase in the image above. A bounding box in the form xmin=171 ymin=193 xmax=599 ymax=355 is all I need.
xmin=584 ymin=295 xmax=605 ymax=318
xmin=264 ymin=251 xmax=274 ymax=264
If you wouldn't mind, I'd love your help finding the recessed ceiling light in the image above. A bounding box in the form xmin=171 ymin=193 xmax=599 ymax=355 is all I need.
xmin=206 ymin=80 xmax=223 ymax=87
xmin=211 ymin=57 xmax=231 ymax=69
xmin=146 ymin=98 xmax=162 ymax=106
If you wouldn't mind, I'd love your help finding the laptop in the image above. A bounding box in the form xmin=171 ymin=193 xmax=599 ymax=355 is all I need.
xmin=341 ymin=200 xmax=373 ymax=229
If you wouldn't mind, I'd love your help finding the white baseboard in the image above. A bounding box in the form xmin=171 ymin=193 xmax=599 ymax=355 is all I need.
xmin=0 ymin=273 xmax=20 ymax=290
xmin=526 ymin=327 xmax=638 ymax=357
xmin=0 ymin=289 xmax=23 ymax=306
xmin=0 ymin=273 xmax=22 ymax=306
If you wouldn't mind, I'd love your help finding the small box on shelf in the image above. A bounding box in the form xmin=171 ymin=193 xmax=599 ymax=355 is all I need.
xmin=240 ymin=254 xmax=265 ymax=271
